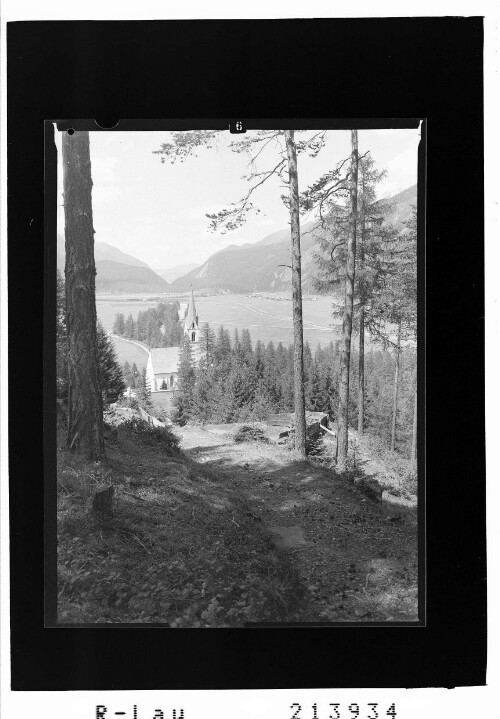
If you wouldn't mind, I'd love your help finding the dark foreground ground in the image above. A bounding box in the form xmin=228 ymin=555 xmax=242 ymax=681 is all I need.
xmin=57 ymin=416 xmax=418 ymax=625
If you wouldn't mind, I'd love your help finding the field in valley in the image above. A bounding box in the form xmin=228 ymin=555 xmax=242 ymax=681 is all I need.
xmin=110 ymin=335 xmax=149 ymax=370
xmin=97 ymin=292 xmax=342 ymax=361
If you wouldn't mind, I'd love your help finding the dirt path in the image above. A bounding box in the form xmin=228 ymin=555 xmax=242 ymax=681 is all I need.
xmin=179 ymin=424 xmax=419 ymax=622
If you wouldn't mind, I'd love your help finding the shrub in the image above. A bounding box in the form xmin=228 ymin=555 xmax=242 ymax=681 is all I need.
xmin=117 ymin=418 xmax=180 ymax=455
xmin=234 ymin=425 xmax=268 ymax=444
xmin=362 ymin=433 xmax=417 ymax=496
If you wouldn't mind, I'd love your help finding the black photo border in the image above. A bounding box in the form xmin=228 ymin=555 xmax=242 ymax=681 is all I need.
xmin=7 ymin=18 xmax=485 ymax=690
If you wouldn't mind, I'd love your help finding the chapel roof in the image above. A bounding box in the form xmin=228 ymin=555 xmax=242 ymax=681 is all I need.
xmin=149 ymin=347 xmax=181 ymax=374
xmin=149 ymin=344 xmax=202 ymax=374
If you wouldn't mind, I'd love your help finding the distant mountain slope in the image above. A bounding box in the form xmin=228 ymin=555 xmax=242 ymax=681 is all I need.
xmin=170 ymin=234 xmax=315 ymax=293
xmin=57 ymin=236 xmax=169 ymax=293
xmin=155 ymin=263 xmax=198 ymax=283
xmin=373 ymin=184 xmax=417 ymax=231
xmin=95 ymin=260 xmax=170 ymax=294
xmin=57 ymin=235 xmax=150 ymax=269
xmin=171 ymin=185 xmax=417 ymax=294
xmin=94 ymin=242 xmax=150 ymax=268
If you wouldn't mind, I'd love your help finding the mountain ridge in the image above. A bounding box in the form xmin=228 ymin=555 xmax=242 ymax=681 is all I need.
xmin=170 ymin=184 xmax=417 ymax=294
xmin=57 ymin=235 xmax=170 ymax=294
xmin=57 ymin=235 xmax=151 ymax=269
xmin=94 ymin=260 xmax=170 ymax=294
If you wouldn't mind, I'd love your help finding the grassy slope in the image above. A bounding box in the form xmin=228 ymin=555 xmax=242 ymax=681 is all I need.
xmin=57 ymin=420 xmax=304 ymax=625
xmin=57 ymin=417 xmax=418 ymax=625
xmin=180 ymin=424 xmax=418 ymax=623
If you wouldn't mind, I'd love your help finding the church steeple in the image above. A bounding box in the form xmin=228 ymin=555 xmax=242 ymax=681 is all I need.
xmin=184 ymin=285 xmax=200 ymax=343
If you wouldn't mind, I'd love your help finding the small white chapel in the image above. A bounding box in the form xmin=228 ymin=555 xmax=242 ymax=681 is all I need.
xmin=145 ymin=287 xmax=202 ymax=412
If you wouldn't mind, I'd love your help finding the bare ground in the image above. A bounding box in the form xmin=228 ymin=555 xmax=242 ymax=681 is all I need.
xmin=57 ymin=416 xmax=418 ymax=625
xmin=180 ymin=423 xmax=419 ymax=623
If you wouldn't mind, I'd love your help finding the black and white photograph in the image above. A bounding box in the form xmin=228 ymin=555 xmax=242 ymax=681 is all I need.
xmin=3 ymin=6 xmax=490 ymax=711
xmin=54 ymin=123 xmax=421 ymax=626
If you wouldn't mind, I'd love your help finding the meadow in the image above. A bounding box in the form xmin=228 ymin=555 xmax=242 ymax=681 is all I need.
xmin=110 ymin=335 xmax=149 ymax=369
xmin=96 ymin=293 xmax=342 ymax=360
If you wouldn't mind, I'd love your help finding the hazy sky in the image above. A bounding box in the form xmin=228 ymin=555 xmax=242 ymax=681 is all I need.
xmin=56 ymin=126 xmax=420 ymax=271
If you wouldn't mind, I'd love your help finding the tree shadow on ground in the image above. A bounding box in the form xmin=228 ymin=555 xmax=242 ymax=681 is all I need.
xmin=179 ymin=435 xmax=419 ymax=623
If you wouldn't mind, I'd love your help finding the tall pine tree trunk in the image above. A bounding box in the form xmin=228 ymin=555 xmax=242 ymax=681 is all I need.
xmin=284 ymin=130 xmax=307 ymax=456
xmin=411 ymin=381 xmax=417 ymax=464
xmin=63 ymin=130 xmax=105 ymax=460
xmin=358 ymin=162 xmax=366 ymax=435
xmin=336 ymin=130 xmax=359 ymax=471
xmin=358 ymin=307 xmax=365 ymax=434
xmin=390 ymin=321 xmax=402 ymax=452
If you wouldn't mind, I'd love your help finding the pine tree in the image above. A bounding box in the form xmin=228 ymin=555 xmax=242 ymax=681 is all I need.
xmin=307 ymin=152 xmax=389 ymax=436
xmin=369 ymin=208 xmax=417 ymax=449
xmin=172 ymin=333 xmax=196 ymax=424
xmin=214 ymin=325 xmax=232 ymax=373
xmin=263 ymin=342 xmax=280 ymax=407
xmin=62 ymin=129 xmax=105 ymax=460
xmin=96 ymin=321 xmax=126 ymax=405
xmin=241 ymin=328 xmax=253 ymax=364
xmin=251 ymin=387 xmax=273 ymax=421
xmin=131 ymin=362 xmax=140 ymax=388
xmin=199 ymin=322 xmax=216 ymax=368
xmin=284 ymin=129 xmax=307 ymax=454
xmin=154 ymin=129 xmax=331 ymax=456
xmin=230 ymin=364 xmax=255 ymax=417
xmin=113 ymin=312 xmax=126 ymax=335
xmin=191 ymin=367 xmax=217 ymax=422
xmin=411 ymin=381 xmax=417 ymax=464
xmin=253 ymin=340 xmax=266 ymax=380
xmin=336 ymin=130 xmax=359 ymax=471
xmin=56 ymin=269 xmax=68 ymax=409
xmin=122 ymin=361 xmax=132 ymax=388
xmin=136 ymin=365 xmax=153 ymax=412
xmin=124 ymin=313 xmax=135 ymax=339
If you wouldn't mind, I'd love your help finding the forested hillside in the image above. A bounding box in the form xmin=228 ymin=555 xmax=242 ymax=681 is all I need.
xmin=170 ymin=185 xmax=417 ymax=294
xmin=169 ymin=233 xmax=317 ymax=293
xmin=95 ymin=260 xmax=170 ymax=294
xmin=112 ymin=302 xmax=183 ymax=347
xmin=57 ymin=235 xmax=169 ymax=293
xmin=113 ymin=310 xmax=416 ymax=462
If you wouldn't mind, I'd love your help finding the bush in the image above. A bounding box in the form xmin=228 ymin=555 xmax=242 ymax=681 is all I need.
xmin=362 ymin=433 xmax=417 ymax=496
xmin=116 ymin=418 xmax=180 ymax=455
xmin=234 ymin=425 xmax=268 ymax=444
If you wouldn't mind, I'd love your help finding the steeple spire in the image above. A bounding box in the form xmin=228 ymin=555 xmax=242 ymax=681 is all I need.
xmin=184 ymin=285 xmax=200 ymax=342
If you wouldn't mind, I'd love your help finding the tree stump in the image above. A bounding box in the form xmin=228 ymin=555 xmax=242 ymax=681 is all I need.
xmin=92 ymin=485 xmax=114 ymax=515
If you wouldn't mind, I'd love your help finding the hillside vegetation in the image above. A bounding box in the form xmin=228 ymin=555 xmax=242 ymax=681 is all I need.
xmin=94 ymin=260 xmax=170 ymax=293
xmin=57 ymin=411 xmax=417 ymax=624
xmin=57 ymin=236 xmax=169 ymax=294
xmin=57 ymin=415 xmax=304 ymax=625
